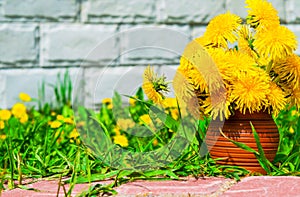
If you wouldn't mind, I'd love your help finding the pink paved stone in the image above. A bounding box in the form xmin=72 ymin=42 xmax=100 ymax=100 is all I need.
xmin=115 ymin=177 xmax=230 ymax=196
xmin=2 ymin=176 xmax=300 ymax=196
xmin=222 ymin=176 xmax=300 ymax=197
xmin=1 ymin=180 xmax=112 ymax=197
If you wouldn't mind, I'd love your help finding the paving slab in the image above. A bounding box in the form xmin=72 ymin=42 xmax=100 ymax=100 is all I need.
xmin=221 ymin=176 xmax=300 ymax=197
xmin=1 ymin=176 xmax=300 ymax=197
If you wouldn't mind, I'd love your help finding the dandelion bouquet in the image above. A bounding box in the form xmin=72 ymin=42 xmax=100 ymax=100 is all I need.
xmin=143 ymin=0 xmax=300 ymax=121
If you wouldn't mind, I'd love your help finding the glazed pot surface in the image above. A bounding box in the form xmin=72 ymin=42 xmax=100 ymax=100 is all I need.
xmin=205 ymin=111 xmax=279 ymax=174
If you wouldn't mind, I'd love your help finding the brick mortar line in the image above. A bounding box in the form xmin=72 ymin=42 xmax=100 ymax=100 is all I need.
xmin=209 ymin=179 xmax=238 ymax=197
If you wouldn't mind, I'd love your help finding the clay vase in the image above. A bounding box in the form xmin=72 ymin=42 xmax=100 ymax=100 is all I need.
xmin=205 ymin=110 xmax=279 ymax=174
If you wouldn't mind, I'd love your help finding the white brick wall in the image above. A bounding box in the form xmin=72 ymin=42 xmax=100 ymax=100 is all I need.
xmin=0 ymin=0 xmax=300 ymax=108
xmin=0 ymin=24 xmax=37 ymax=67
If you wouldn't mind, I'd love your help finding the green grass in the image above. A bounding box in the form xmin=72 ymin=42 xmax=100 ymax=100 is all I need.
xmin=0 ymin=71 xmax=299 ymax=196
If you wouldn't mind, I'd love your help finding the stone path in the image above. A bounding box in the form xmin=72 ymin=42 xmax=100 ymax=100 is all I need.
xmin=1 ymin=176 xmax=300 ymax=196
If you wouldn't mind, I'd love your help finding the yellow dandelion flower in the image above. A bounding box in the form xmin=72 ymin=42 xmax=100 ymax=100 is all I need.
xmin=180 ymin=40 xmax=222 ymax=92
xmin=203 ymin=92 xmax=232 ymax=121
xmin=172 ymin=69 xmax=195 ymax=109
xmin=102 ymin=98 xmax=112 ymax=104
xmin=19 ymin=92 xmax=31 ymax=102
xmin=253 ymin=25 xmax=297 ymax=61
xmin=0 ymin=109 xmax=11 ymax=121
xmin=152 ymin=138 xmax=158 ymax=146
xmin=290 ymin=87 xmax=300 ymax=108
xmin=113 ymin=126 xmax=121 ymax=135
xmin=0 ymin=134 xmax=6 ymax=140
xmin=237 ymin=25 xmax=257 ymax=58
xmin=162 ymin=98 xmax=177 ymax=109
xmin=289 ymin=127 xmax=295 ymax=134
xmin=220 ymin=50 xmax=257 ymax=83
xmin=64 ymin=117 xmax=74 ymax=124
xmin=69 ymin=128 xmax=80 ymax=139
xmin=0 ymin=120 xmax=4 ymax=130
xmin=291 ymin=110 xmax=297 ymax=116
xmin=50 ymin=120 xmax=62 ymax=129
xmin=142 ymin=66 xmax=169 ymax=104
xmin=266 ymin=82 xmax=287 ymax=116
xmin=12 ymin=103 xmax=26 ymax=118
xmin=245 ymin=0 xmax=280 ymax=30
xmin=274 ymin=54 xmax=300 ymax=89
xmin=238 ymin=38 xmax=254 ymax=57
xmin=139 ymin=114 xmax=152 ymax=125
xmin=102 ymin=98 xmax=113 ymax=109
xmin=113 ymin=134 xmax=129 ymax=147
xmin=19 ymin=113 xmax=28 ymax=124
xmin=194 ymin=36 xmax=212 ymax=48
xmin=129 ymin=96 xmax=137 ymax=106
xmin=51 ymin=111 xmax=56 ymax=116
xmin=204 ymin=12 xmax=242 ymax=47
xmin=230 ymin=72 xmax=270 ymax=114
xmin=185 ymin=96 xmax=203 ymax=119
xmin=238 ymin=24 xmax=252 ymax=40
xmin=117 ymin=118 xmax=135 ymax=130
xmin=56 ymin=115 xmax=64 ymax=121
xmin=170 ymin=108 xmax=179 ymax=120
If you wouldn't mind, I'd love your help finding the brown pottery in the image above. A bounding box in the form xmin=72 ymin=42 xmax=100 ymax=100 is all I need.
xmin=205 ymin=110 xmax=279 ymax=174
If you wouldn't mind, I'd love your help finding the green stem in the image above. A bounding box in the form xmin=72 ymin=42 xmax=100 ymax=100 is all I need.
xmin=5 ymin=138 xmax=14 ymax=189
xmin=266 ymin=60 xmax=273 ymax=74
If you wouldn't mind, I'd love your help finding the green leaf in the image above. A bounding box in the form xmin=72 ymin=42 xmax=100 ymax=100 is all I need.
xmin=71 ymin=170 xmax=119 ymax=184
xmin=219 ymin=129 xmax=258 ymax=155
xmin=250 ymin=122 xmax=271 ymax=174
xmin=149 ymin=105 xmax=179 ymax=132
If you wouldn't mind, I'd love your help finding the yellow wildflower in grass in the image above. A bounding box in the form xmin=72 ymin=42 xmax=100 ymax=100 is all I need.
xmin=266 ymin=82 xmax=287 ymax=116
xmin=19 ymin=92 xmax=31 ymax=102
xmin=64 ymin=117 xmax=74 ymax=124
xmin=0 ymin=120 xmax=4 ymax=130
xmin=113 ymin=126 xmax=121 ymax=135
xmin=102 ymin=98 xmax=112 ymax=104
xmin=245 ymin=0 xmax=279 ymax=30
xmin=50 ymin=120 xmax=62 ymax=129
xmin=253 ymin=25 xmax=297 ymax=61
xmin=12 ymin=103 xmax=26 ymax=118
xmin=76 ymin=121 xmax=85 ymax=127
xmin=117 ymin=118 xmax=135 ymax=130
xmin=0 ymin=134 xmax=6 ymax=140
xmin=129 ymin=96 xmax=137 ymax=106
xmin=56 ymin=115 xmax=64 ymax=121
xmin=51 ymin=111 xmax=56 ymax=116
xmin=230 ymin=72 xmax=270 ymax=114
xmin=69 ymin=128 xmax=80 ymax=138
xmin=203 ymin=12 xmax=242 ymax=47
xmin=102 ymin=98 xmax=113 ymax=109
xmin=274 ymin=54 xmax=300 ymax=89
xmin=139 ymin=114 xmax=152 ymax=125
xmin=113 ymin=134 xmax=129 ymax=147
xmin=19 ymin=113 xmax=28 ymax=124
xmin=291 ymin=110 xmax=297 ymax=116
xmin=289 ymin=127 xmax=295 ymax=134
xmin=152 ymin=138 xmax=158 ymax=146
xmin=142 ymin=66 xmax=169 ymax=104
xmin=0 ymin=109 xmax=11 ymax=121
xmin=170 ymin=108 xmax=179 ymax=120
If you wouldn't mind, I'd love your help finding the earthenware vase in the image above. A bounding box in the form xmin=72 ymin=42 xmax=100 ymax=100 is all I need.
xmin=205 ymin=110 xmax=279 ymax=174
